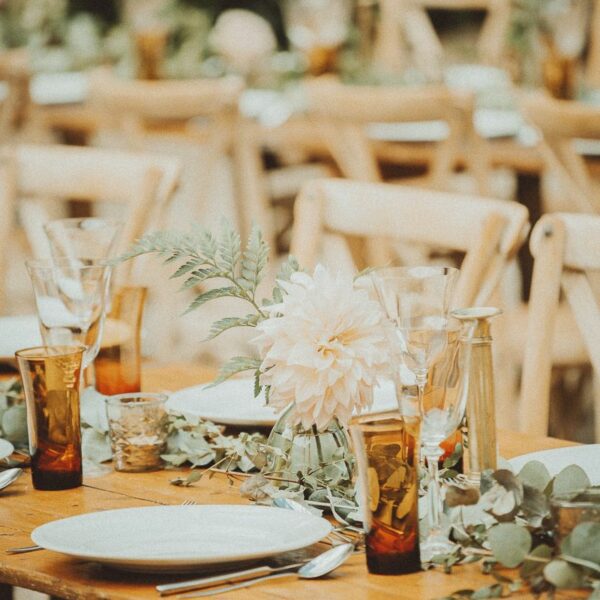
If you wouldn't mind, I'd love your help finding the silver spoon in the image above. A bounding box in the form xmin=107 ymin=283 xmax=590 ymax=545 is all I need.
xmin=178 ymin=543 xmax=354 ymax=598
xmin=0 ymin=468 xmax=22 ymax=491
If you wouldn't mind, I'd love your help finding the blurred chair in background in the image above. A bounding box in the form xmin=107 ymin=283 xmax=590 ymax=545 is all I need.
xmin=87 ymin=69 xmax=271 ymax=247
xmin=521 ymin=92 xmax=600 ymax=214
xmin=521 ymin=213 xmax=600 ymax=442
xmin=291 ymin=178 xmax=529 ymax=304
xmin=0 ymin=143 xmax=180 ymax=315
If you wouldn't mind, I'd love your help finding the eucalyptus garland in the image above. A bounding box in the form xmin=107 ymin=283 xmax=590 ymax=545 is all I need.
xmin=435 ymin=463 xmax=600 ymax=599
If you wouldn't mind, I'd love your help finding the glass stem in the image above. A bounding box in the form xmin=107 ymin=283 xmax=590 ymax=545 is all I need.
xmin=425 ymin=449 xmax=444 ymax=535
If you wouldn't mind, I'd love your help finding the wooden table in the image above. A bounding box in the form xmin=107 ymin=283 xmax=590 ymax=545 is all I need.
xmin=0 ymin=364 xmax=579 ymax=600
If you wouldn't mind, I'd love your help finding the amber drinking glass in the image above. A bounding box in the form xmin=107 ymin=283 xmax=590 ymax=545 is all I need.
xmin=106 ymin=393 xmax=168 ymax=472
xmin=351 ymin=413 xmax=421 ymax=574
xmin=16 ymin=345 xmax=84 ymax=490
xmin=94 ymin=286 xmax=146 ymax=395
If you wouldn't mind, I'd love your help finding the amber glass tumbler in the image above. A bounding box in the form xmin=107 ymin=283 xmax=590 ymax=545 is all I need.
xmin=94 ymin=286 xmax=146 ymax=395
xmin=16 ymin=345 xmax=84 ymax=490
xmin=351 ymin=412 xmax=421 ymax=574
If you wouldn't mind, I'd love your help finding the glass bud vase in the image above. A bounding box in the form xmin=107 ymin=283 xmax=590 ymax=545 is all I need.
xmin=266 ymin=404 xmax=354 ymax=491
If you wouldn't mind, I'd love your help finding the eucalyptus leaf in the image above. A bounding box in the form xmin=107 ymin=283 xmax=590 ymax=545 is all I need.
xmin=520 ymin=544 xmax=552 ymax=578
xmin=471 ymin=583 xmax=503 ymax=599
xmin=543 ymin=559 xmax=584 ymax=588
xmin=561 ymin=522 xmax=600 ymax=567
xmin=488 ymin=523 xmax=532 ymax=568
xmin=517 ymin=460 xmax=552 ymax=491
xmin=552 ymin=465 xmax=591 ymax=496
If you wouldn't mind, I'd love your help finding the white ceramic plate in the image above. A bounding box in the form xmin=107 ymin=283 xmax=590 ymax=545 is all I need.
xmin=167 ymin=378 xmax=398 ymax=427
xmin=31 ymin=505 xmax=332 ymax=573
xmin=509 ymin=444 xmax=600 ymax=485
xmin=0 ymin=315 xmax=41 ymax=361
xmin=0 ymin=439 xmax=14 ymax=461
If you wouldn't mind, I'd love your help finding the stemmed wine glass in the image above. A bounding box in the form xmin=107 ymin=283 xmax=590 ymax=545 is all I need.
xmin=26 ymin=258 xmax=112 ymax=370
xmin=370 ymin=266 xmax=462 ymax=560
xmin=418 ymin=320 xmax=469 ymax=561
xmin=371 ymin=266 xmax=459 ymax=409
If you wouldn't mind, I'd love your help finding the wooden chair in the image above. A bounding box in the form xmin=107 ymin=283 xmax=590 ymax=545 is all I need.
xmin=520 ymin=213 xmax=600 ymax=441
xmin=0 ymin=143 xmax=181 ymax=312
xmin=520 ymin=92 xmax=600 ymax=214
xmin=586 ymin=0 xmax=600 ymax=88
xmin=304 ymin=79 xmax=466 ymax=190
xmin=291 ymin=178 xmax=529 ymax=307
xmin=87 ymin=69 xmax=273 ymax=249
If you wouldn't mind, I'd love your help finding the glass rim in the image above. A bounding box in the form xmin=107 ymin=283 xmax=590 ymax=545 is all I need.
xmin=15 ymin=345 xmax=86 ymax=360
xmin=43 ymin=217 xmax=124 ymax=231
xmin=370 ymin=266 xmax=460 ymax=280
xmin=25 ymin=257 xmax=112 ymax=271
xmin=106 ymin=393 xmax=168 ymax=407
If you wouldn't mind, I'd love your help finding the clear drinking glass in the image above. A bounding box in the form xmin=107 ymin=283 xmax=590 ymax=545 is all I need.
xmin=16 ymin=345 xmax=84 ymax=490
xmin=44 ymin=218 xmax=123 ymax=262
xmin=351 ymin=412 xmax=421 ymax=574
xmin=106 ymin=393 xmax=168 ymax=472
xmin=26 ymin=258 xmax=112 ymax=369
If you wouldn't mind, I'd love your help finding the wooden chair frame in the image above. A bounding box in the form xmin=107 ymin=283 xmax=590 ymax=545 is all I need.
xmin=521 ymin=92 xmax=600 ymax=214
xmin=0 ymin=143 xmax=181 ymax=310
xmin=290 ymin=178 xmax=529 ymax=308
xmin=520 ymin=212 xmax=600 ymax=440
xmin=304 ymin=79 xmax=465 ymax=190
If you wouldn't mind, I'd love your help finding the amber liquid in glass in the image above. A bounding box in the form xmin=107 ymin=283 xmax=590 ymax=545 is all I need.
xmin=24 ymin=355 xmax=83 ymax=490
xmin=95 ymin=342 xmax=141 ymax=395
xmin=363 ymin=418 xmax=421 ymax=574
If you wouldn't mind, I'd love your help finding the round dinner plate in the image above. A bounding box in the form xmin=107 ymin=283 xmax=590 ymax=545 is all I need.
xmin=0 ymin=438 xmax=14 ymax=461
xmin=31 ymin=505 xmax=332 ymax=573
xmin=509 ymin=444 xmax=600 ymax=485
xmin=167 ymin=378 xmax=398 ymax=427
xmin=0 ymin=315 xmax=41 ymax=361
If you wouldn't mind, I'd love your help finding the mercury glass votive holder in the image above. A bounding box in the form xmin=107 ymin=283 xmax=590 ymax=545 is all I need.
xmin=550 ymin=488 xmax=600 ymax=544
xmin=106 ymin=393 xmax=168 ymax=472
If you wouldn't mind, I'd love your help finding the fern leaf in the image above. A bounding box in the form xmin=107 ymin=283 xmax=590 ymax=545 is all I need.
xmin=213 ymin=356 xmax=262 ymax=385
xmin=240 ymin=226 xmax=269 ymax=294
xmin=183 ymin=287 xmax=239 ymax=315
xmin=179 ymin=267 xmax=225 ymax=290
xmin=170 ymin=258 xmax=205 ymax=279
xmin=205 ymin=314 xmax=260 ymax=341
xmin=276 ymin=254 xmax=301 ymax=282
xmin=217 ymin=221 xmax=241 ymax=275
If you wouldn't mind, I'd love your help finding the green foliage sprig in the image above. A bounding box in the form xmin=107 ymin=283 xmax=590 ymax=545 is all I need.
xmin=436 ymin=462 xmax=600 ymax=599
xmin=120 ymin=222 xmax=301 ymax=386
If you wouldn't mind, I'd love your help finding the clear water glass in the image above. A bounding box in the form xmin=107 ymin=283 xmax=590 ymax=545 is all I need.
xmin=26 ymin=258 xmax=112 ymax=369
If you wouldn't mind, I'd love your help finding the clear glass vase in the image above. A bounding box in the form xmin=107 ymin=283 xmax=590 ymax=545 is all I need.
xmin=266 ymin=404 xmax=354 ymax=491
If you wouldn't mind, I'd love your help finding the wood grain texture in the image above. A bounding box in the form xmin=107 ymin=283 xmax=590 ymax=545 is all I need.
xmin=0 ymin=364 xmax=579 ymax=599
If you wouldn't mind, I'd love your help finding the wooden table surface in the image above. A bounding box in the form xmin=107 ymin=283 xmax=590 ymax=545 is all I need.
xmin=0 ymin=364 xmax=579 ymax=600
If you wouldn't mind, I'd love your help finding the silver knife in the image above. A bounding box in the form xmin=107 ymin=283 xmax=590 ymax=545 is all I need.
xmin=156 ymin=561 xmax=304 ymax=596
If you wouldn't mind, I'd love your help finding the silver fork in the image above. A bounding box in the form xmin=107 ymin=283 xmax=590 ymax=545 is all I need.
xmin=6 ymin=499 xmax=198 ymax=554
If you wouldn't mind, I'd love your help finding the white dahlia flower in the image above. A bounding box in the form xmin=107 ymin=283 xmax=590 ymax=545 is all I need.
xmin=253 ymin=265 xmax=390 ymax=430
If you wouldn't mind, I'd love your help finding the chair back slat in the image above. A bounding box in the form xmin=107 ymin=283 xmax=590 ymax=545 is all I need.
xmin=291 ymin=178 xmax=529 ymax=307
